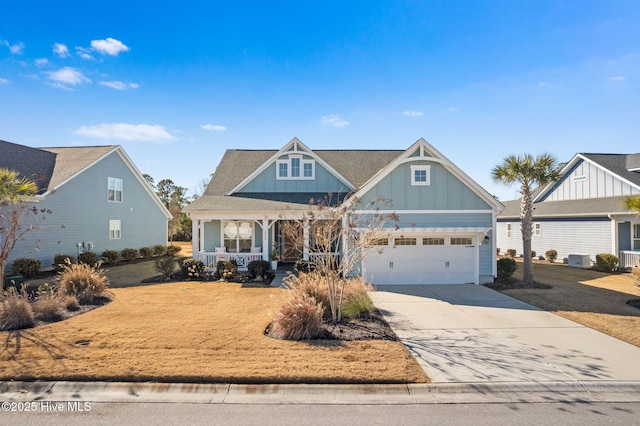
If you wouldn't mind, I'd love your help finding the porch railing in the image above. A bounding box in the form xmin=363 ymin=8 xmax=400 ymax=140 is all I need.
xmin=199 ymin=251 xmax=264 ymax=271
xmin=619 ymin=250 xmax=640 ymax=269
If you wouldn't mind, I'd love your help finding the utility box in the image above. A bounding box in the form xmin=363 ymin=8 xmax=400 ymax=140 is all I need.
xmin=568 ymin=254 xmax=591 ymax=269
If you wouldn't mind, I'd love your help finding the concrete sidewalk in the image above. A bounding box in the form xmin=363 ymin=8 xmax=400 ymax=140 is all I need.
xmin=371 ymin=284 xmax=640 ymax=386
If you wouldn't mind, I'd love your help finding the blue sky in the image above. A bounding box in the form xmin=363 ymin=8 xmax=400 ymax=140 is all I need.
xmin=1 ymin=1 xmax=639 ymax=201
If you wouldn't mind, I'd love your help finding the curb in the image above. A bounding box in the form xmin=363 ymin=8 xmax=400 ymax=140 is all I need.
xmin=2 ymin=381 xmax=640 ymax=404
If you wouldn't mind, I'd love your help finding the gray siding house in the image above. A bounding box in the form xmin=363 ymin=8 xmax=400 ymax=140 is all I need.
xmin=496 ymin=152 xmax=640 ymax=268
xmin=0 ymin=139 xmax=171 ymax=271
xmin=185 ymin=138 xmax=503 ymax=285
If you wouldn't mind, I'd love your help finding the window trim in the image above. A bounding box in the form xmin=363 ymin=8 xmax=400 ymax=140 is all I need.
xmin=506 ymin=223 xmax=512 ymax=238
xmin=222 ymin=221 xmax=254 ymax=253
xmin=108 ymin=177 xmax=123 ymax=203
xmin=534 ymin=223 xmax=541 ymax=237
xmin=109 ymin=219 xmax=121 ymax=240
xmin=276 ymin=155 xmax=315 ymax=180
xmin=410 ymin=165 xmax=431 ymax=186
xmin=633 ymin=223 xmax=640 ymax=251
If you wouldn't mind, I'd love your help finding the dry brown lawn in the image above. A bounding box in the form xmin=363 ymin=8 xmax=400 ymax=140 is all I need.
xmin=0 ymin=280 xmax=427 ymax=384
xmin=503 ymin=262 xmax=640 ymax=348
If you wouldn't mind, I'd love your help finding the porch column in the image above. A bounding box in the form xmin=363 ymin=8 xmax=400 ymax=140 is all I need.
xmin=262 ymin=218 xmax=269 ymax=261
xmin=191 ymin=218 xmax=200 ymax=257
xmin=303 ymin=218 xmax=310 ymax=261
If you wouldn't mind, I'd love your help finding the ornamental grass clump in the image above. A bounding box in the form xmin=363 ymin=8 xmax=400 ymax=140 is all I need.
xmin=342 ymin=279 xmax=375 ymax=319
xmin=32 ymin=293 xmax=64 ymax=322
xmin=0 ymin=287 xmax=35 ymax=331
xmin=57 ymin=262 xmax=110 ymax=304
xmin=285 ymin=271 xmax=331 ymax=319
xmin=269 ymin=292 xmax=324 ymax=340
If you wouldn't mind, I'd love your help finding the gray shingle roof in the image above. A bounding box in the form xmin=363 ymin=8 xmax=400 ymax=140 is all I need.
xmin=187 ymin=148 xmax=404 ymax=212
xmin=581 ymin=153 xmax=640 ymax=187
xmin=498 ymin=196 xmax=632 ymax=219
xmin=0 ymin=140 xmax=118 ymax=194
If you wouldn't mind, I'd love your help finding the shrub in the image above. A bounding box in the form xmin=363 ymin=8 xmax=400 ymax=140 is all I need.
xmin=78 ymin=251 xmax=100 ymax=267
xmin=285 ymin=272 xmax=331 ymax=318
xmin=57 ymin=262 xmax=109 ymax=304
xmin=545 ymin=250 xmax=558 ymax=263
xmin=269 ymin=292 xmax=324 ymax=340
xmin=595 ymin=253 xmax=618 ymax=272
xmin=506 ymin=249 xmax=517 ymax=258
xmin=181 ymin=257 xmax=205 ymax=280
xmin=496 ymin=248 xmax=500 ymax=256
xmin=154 ymin=257 xmax=177 ymax=280
xmin=342 ymin=278 xmax=375 ymax=319
xmin=32 ymin=294 xmax=64 ymax=322
xmin=153 ymin=244 xmax=167 ymax=256
xmin=497 ymin=257 xmax=518 ymax=283
xmin=120 ymin=248 xmax=139 ymax=261
xmin=101 ymin=249 xmax=121 ymax=265
xmin=531 ymin=251 xmax=537 ymax=258
xmin=53 ymin=254 xmax=76 ymax=272
xmin=10 ymin=258 xmax=41 ymax=278
xmin=61 ymin=295 xmax=80 ymax=311
xmin=0 ymin=288 xmax=35 ymax=331
xmin=139 ymin=246 xmax=154 ymax=259
xmin=216 ymin=259 xmax=238 ymax=280
xmin=166 ymin=245 xmax=182 ymax=256
xmin=248 ymin=260 xmax=271 ymax=280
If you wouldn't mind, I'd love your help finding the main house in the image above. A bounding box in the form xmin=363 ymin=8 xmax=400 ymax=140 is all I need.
xmin=496 ymin=152 xmax=640 ymax=268
xmin=0 ymin=139 xmax=171 ymax=272
xmin=185 ymin=138 xmax=503 ymax=285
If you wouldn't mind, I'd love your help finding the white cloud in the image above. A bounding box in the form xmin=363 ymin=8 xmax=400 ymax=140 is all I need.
xmin=76 ymin=46 xmax=95 ymax=60
xmin=607 ymin=76 xmax=625 ymax=81
xmin=321 ymin=114 xmax=350 ymax=128
xmin=35 ymin=58 xmax=49 ymax=66
xmin=74 ymin=123 xmax=176 ymax=142
xmin=537 ymin=81 xmax=550 ymax=88
xmin=99 ymin=80 xmax=139 ymax=90
xmin=446 ymin=107 xmax=459 ymax=112
xmin=0 ymin=77 xmax=9 ymax=85
xmin=45 ymin=67 xmax=90 ymax=90
xmin=52 ymin=43 xmax=70 ymax=58
xmin=91 ymin=38 xmax=130 ymax=56
xmin=201 ymin=124 xmax=227 ymax=132
xmin=1 ymin=39 xmax=25 ymax=54
xmin=402 ymin=110 xmax=424 ymax=117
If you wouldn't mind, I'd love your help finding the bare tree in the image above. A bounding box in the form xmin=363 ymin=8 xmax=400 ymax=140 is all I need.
xmin=280 ymin=196 xmax=397 ymax=323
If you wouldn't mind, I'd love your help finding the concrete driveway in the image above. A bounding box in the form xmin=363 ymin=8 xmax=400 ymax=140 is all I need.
xmin=371 ymin=285 xmax=640 ymax=385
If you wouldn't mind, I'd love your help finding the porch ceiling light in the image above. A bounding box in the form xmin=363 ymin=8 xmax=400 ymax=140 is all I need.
xmin=239 ymin=222 xmax=252 ymax=239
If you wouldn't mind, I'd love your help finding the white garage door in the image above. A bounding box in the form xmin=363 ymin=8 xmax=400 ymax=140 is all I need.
xmin=364 ymin=236 xmax=476 ymax=285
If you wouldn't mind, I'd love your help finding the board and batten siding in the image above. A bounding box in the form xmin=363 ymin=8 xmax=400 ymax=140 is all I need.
xmin=238 ymin=157 xmax=349 ymax=194
xmin=9 ymin=151 xmax=168 ymax=271
xmin=496 ymin=219 xmax=613 ymax=262
xmin=359 ymin=161 xmax=491 ymax=210
xmin=542 ymin=159 xmax=640 ymax=202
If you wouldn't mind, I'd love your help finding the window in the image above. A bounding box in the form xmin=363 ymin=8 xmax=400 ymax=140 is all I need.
xmin=394 ymin=237 xmax=417 ymax=246
xmin=108 ymin=177 xmax=123 ymax=202
xmin=451 ymin=237 xmax=473 ymax=245
xmin=372 ymin=238 xmax=389 ymax=246
xmin=223 ymin=221 xmax=253 ymax=253
xmin=423 ymin=237 xmax=445 ymax=245
xmin=410 ymin=165 xmax=431 ymax=186
xmin=276 ymin=155 xmax=315 ymax=180
xmin=109 ymin=220 xmax=121 ymax=240
xmin=634 ymin=224 xmax=640 ymax=250
xmin=535 ymin=223 xmax=541 ymax=236
xmin=506 ymin=224 xmax=512 ymax=238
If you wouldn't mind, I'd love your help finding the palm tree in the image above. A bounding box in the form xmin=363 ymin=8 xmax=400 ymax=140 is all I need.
xmin=491 ymin=153 xmax=560 ymax=285
xmin=0 ymin=168 xmax=38 ymax=285
xmin=624 ymin=196 xmax=640 ymax=214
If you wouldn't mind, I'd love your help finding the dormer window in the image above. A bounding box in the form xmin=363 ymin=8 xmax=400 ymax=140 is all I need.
xmin=276 ymin=155 xmax=315 ymax=180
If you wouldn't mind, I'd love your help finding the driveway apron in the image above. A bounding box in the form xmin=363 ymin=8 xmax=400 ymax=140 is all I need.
xmin=371 ymin=285 xmax=640 ymax=384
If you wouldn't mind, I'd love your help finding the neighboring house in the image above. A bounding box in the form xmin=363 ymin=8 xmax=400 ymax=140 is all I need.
xmin=496 ymin=152 xmax=640 ymax=268
xmin=0 ymin=139 xmax=171 ymax=271
xmin=184 ymin=137 xmax=502 ymax=285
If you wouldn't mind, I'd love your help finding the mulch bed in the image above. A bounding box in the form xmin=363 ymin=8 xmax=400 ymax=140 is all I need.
xmin=484 ymin=280 xmax=553 ymax=291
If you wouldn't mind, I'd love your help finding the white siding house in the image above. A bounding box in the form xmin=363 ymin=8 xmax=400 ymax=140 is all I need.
xmin=496 ymin=152 xmax=640 ymax=268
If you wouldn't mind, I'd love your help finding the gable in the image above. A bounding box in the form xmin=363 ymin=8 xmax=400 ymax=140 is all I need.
xmin=539 ymin=156 xmax=640 ymax=202
xmin=359 ymin=160 xmax=491 ymax=210
xmin=351 ymin=138 xmax=500 ymax=211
